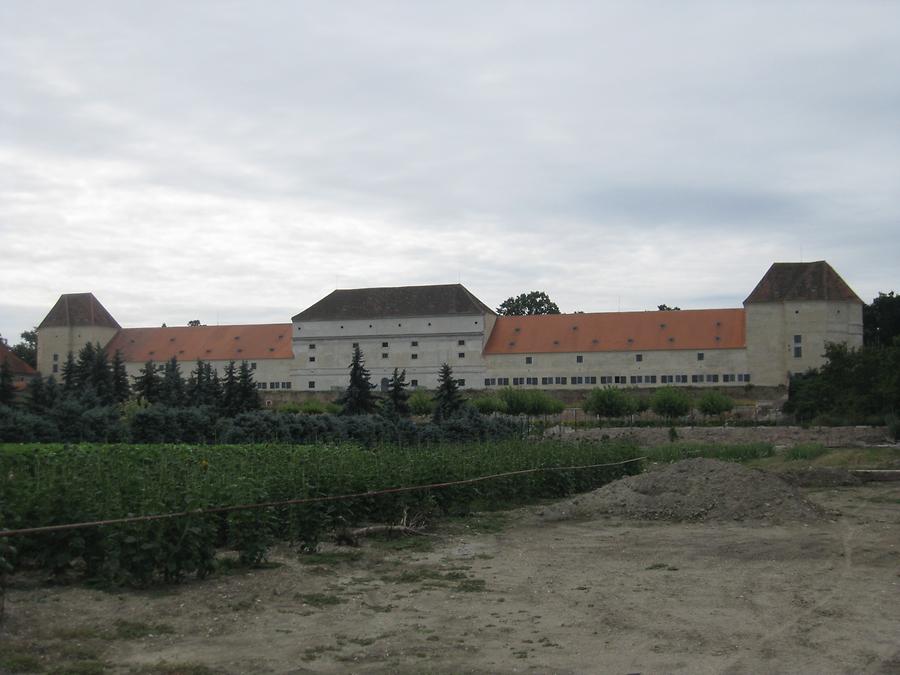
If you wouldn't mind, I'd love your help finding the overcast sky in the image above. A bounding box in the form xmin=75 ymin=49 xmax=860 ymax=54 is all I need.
xmin=2 ymin=1 xmax=898 ymax=343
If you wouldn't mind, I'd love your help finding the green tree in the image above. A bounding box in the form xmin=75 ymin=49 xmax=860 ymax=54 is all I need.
xmin=433 ymin=363 xmax=464 ymax=421
xmin=27 ymin=373 xmax=47 ymax=412
xmin=110 ymin=350 xmax=130 ymax=403
xmin=657 ymin=304 xmax=681 ymax=311
xmin=60 ymin=352 xmax=77 ymax=392
xmin=697 ymin=390 xmax=734 ymax=417
xmin=11 ymin=328 xmax=37 ymax=368
xmin=219 ymin=361 xmax=241 ymax=417
xmin=0 ymin=361 xmax=14 ymax=405
xmin=386 ymin=368 xmax=411 ymax=417
xmin=187 ymin=360 xmax=221 ymax=408
xmin=132 ymin=360 xmax=162 ymax=404
xmin=583 ymin=387 xmax=637 ymax=418
xmin=863 ymin=291 xmax=900 ymax=347
xmin=337 ymin=345 xmax=377 ymax=415
xmin=159 ymin=356 xmax=185 ymax=407
xmin=237 ymin=361 xmax=260 ymax=412
xmin=408 ymin=390 xmax=435 ymax=416
xmin=496 ymin=291 xmax=560 ymax=316
xmin=651 ymin=386 xmax=691 ymax=420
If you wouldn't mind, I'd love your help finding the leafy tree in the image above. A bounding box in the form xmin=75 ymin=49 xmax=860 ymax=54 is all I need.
xmin=11 ymin=328 xmax=37 ymax=368
xmin=188 ymin=319 xmax=201 ymax=327
xmin=657 ymin=304 xmax=681 ymax=311
xmin=27 ymin=373 xmax=47 ymax=412
xmin=160 ymin=357 xmax=186 ymax=407
xmin=0 ymin=361 xmax=14 ymax=405
xmin=132 ymin=360 xmax=162 ymax=404
xmin=386 ymin=368 xmax=411 ymax=417
xmin=408 ymin=390 xmax=435 ymax=416
xmin=110 ymin=350 xmax=130 ymax=403
xmin=337 ymin=346 xmax=377 ymax=415
xmin=583 ymin=387 xmax=637 ymax=418
xmin=697 ymin=390 xmax=734 ymax=417
xmin=433 ymin=364 xmax=464 ymax=421
xmin=497 ymin=291 xmax=560 ymax=316
xmin=863 ymin=291 xmax=900 ymax=347
xmin=651 ymin=386 xmax=691 ymax=420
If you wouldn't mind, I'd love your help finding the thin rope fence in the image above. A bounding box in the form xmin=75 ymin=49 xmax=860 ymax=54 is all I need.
xmin=0 ymin=456 xmax=645 ymax=538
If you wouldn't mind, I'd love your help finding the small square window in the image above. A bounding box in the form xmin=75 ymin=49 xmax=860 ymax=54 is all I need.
xmin=270 ymin=381 xmax=280 ymax=389
xmin=352 ymin=342 xmax=359 ymax=348
xmin=411 ymin=341 xmax=418 ymax=347
xmin=411 ymin=353 xmax=418 ymax=360
xmin=382 ymin=342 xmax=389 ymax=348
xmin=793 ymin=334 xmax=802 ymax=344
xmin=309 ymin=356 xmax=315 ymax=362
xmin=458 ymin=352 xmax=465 ymax=358
xmin=525 ymin=356 xmax=533 ymax=364
xmin=382 ymin=353 xmax=389 ymax=359
xmin=410 ymin=379 xmax=418 ymax=387
xmin=794 ymin=346 xmax=802 ymax=358
xmin=308 ymin=381 xmax=315 ymax=389
xmin=635 ymin=354 xmax=643 ymax=362
xmin=250 ymin=362 xmax=257 ymax=370
xmin=697 ymin=352 xmax=705 ymax=361
xmin=53 ymin=353 xmax=59 ymax=362
xmin=458 ymin=339 xmax=466 ymax=346
xmin=282 ymin=382 xmax=291 ymax=389
xmin=576 ymin=355 xmax=583 ymax=363
xmin=457 ymin=379 xmax=466 ymax=387
xmin=258 ymin=382 xmax=267 ymax=389
xmin=309 ymin=344 xmax=316 ymax=350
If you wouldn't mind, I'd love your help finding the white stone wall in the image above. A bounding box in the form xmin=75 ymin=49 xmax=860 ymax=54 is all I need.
xmin=484 ymin=348 xmax=750 ymax=389
xmin=291 ymin=314 xmax=489 ymax=391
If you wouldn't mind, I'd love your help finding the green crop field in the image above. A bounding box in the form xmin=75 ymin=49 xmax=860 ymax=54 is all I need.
xmin=0 ymin=440 xmax=643 ymax=585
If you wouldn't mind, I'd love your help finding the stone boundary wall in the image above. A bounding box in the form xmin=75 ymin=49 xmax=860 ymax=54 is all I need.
xmin=548 ymin=425 xmax=894 ymax=447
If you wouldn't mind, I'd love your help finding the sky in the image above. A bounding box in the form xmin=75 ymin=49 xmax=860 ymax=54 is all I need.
xmin=2 ymin=1 xmax=899 ymax=344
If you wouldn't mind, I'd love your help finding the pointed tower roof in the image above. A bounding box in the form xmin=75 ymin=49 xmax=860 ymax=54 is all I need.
xmin=744 ymin=261 xmax=862 ymax=304
xmin=38 ymin=293 xmax=121 ymax=330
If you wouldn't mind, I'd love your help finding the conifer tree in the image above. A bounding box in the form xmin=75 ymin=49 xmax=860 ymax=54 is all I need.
xmin=74 ymin=342 xmax=97 ymax=389
xmin=132 ymin=360 xmax=162 ymax=404
xmin=89 ymin=346 xmax=114 ymax=404
xmin=60 ymin=352 xmax=77 ymax=392
xmin=237 ymin=361 xmax=260 ymax=412
xmin=159 ymin=356 xmax=185 ymax=407
xmin=44 ymin=375 xmax=59 ymax=410
xmin=386 ymin=368 xmax=411 ymax=417
xmin=337 ymin=345 xmax=377 ymax=415
xmin=110 ymin=350 xmax=130 ymax=403
xmin=220 ymin=361 xmax=240 ymax=417
xmin=433 ymin=363 xmax=463 ymax=421
xmin=0 ymin=361 xmax=14 ymax=405
xmin=27 ymin=375 xmax=47 ymax=412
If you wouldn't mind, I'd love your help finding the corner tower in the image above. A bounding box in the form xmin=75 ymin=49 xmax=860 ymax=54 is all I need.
xmin=743 ymin=261 xmax=863 ymax=386
xmin=36 ymin=293 xmax=121 ymax=376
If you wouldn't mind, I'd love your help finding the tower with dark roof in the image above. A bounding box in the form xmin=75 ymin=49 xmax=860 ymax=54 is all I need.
xmin=36 ymin=293 xmax=122 ymax=376
xmin=743 ymin=261 xmax=863 ymax=385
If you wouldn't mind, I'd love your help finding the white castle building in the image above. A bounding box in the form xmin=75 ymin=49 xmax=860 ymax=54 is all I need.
xmin=35 ymin=261 xmax=863 ymax=394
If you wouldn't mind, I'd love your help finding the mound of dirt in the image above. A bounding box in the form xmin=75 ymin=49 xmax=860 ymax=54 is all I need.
xmin=540 ymin=458 xmax=827 ymax=523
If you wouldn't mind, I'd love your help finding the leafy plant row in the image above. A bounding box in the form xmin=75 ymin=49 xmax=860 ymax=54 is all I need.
xmin=0 ymin=440 xmax=642 ymax=585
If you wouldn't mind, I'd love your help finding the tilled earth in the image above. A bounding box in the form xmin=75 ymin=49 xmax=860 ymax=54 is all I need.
xmin=2 ymin=481 xmax=899 ymax=674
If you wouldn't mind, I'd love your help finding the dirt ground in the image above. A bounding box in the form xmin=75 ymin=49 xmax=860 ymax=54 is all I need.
xmin=2 ymin=481 xmax=899 ymax=675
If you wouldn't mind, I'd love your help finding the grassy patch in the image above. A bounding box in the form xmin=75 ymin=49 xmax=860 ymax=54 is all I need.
xmin=369 ymin=536 xmax=434 ymax=553
xmin=0 ymin=646 xmax=43 ymax=673
xmin=297 ymin=550 xmax=364 ymax=565
xmin=455 ymin=578 xmax=487 ymax=592
xmin=49 ymin=661 xmax=108 ymax=675
xmin=129 ymin=664 xmax=220 ymax=675
xmin=785 ymin=443 xmax=829 ymax=461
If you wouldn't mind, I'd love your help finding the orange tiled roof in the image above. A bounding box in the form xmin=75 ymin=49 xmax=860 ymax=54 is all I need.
xmin=484 ymin=309 xmax=745 ymax=354
xmin=104 ymin=324 xmax=293 ymax=363
xmin=0 ymin=342 xmax=37 ymax=375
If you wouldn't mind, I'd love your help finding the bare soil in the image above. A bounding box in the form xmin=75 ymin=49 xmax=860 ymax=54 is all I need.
xmin=2 ymin=481 xmax=899 ymax=674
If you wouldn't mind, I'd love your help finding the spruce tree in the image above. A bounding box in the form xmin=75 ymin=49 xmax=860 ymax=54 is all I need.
xmin=433 ymin=363 xmax=463 ymax=421
xmin=0 ymin=361 xmax=14 ymax=405
xmin=110 ymin=350 xmax=130 ymax=403
xmin=60 ymin=352 xmax=77 ymax=392
xmin=237 ymin=361 xmax=260 ymax=412
xmin=337 ymin=345 xmax=377 ymax=415
xmin=160 ymin=356 xmax=185 ymax=407
xmin=74 ymin=342 xmax=97 ymax=389
xmin=387 ymin=368 xmax=411 ymax=417
xmin=220 ymin=361 xmax=240 ymax=417
xmin=44 ymin=375 xmax=59 ymax=410
xmin=132 ymin=360 xmax=162 ymax=404
xmin=89 ymin=346 xmax=114 ymax=404
xmin=27 ymin=375 xmax=47 ymax=412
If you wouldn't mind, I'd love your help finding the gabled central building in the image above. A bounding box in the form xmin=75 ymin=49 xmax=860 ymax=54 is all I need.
xmin=290 ymin=284 xmax=497 ymax=391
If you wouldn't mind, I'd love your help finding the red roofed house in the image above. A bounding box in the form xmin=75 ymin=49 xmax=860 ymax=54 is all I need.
xmin=35 ymin=261 xmax=863 ymax=393
xmin=0 ymin=340 xmax=38 ymax=393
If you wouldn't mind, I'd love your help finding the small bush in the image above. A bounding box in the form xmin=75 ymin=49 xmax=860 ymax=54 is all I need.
xmin=299 ymin=399 xmax=328 ymax=415
xmin=651 ymin=387 xmax=691 ymax=420
xmin=409 ymin=390 xmax=435 ymax=416
xmin=785 ymin=443 xmax=829 ymax=461
xmin=697 ymin=391 xmax=734 ymax=417
xmin=583 ymin=387 xmax=636 ymax=418
xmin=469 ymin=394 xmax=508 ymax=415
xmin=497 ymin=388 xmax=564 ymax=416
